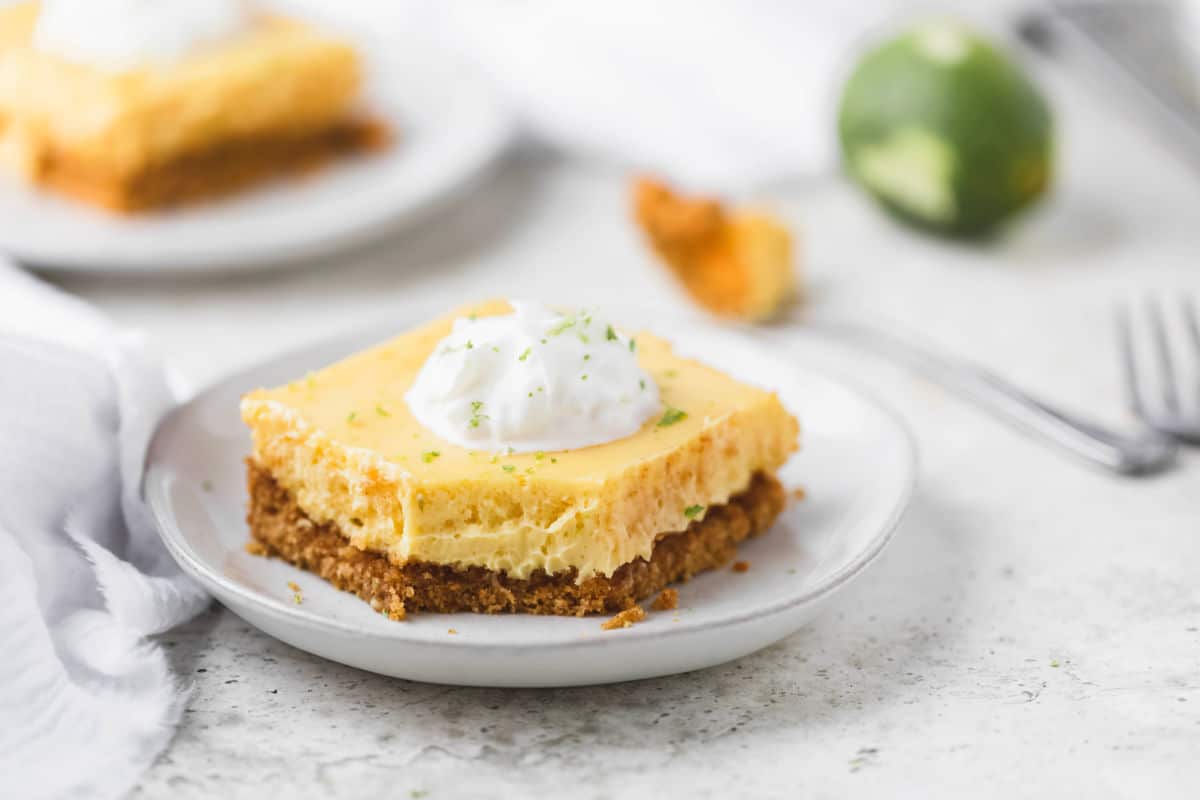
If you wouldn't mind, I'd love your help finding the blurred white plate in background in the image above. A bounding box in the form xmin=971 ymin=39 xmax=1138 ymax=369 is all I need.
xmin=143 ymin=312 xmax=916 ymax=687
xmin=0 ymin=34 xmax=516 ymax=275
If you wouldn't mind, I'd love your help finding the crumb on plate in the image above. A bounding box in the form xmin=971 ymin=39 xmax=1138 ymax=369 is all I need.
xmin=601 ymin=605 xmax=646 ymax=630
xmin=652 ymin=588 xmax=679 ymax=611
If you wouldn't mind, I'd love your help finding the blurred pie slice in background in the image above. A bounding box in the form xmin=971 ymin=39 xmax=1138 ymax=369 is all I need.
xmin=0 ymin=1 xmax=389 ymax=214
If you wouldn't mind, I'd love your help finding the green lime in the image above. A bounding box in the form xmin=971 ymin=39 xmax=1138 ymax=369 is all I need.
xmin=838 ymin=21 xmax=1053 ymax=238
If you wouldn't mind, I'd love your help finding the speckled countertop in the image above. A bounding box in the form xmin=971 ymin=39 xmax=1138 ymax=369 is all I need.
xmin=64 ymin=71 xmax=1200 ymax=798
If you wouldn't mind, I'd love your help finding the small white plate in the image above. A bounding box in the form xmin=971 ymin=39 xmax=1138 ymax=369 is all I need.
xmin=144 ymin=315 xmax=916 ymax=687
xmin=3 ymin=34 xmax=515 ymax=275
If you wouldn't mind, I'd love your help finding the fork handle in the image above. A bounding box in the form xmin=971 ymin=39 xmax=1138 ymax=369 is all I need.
xmin=797 ymin=320 xmax=1177 ymax=476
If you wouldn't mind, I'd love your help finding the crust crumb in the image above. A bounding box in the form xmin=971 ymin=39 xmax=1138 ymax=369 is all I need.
xmin=447 ymin=628 xmax=458 ymax=635
xmin=652 ymin=588 xmax=679 ymax=611
xmin=732 ymin=561 xmax=751 ymax=573
xmin=601 ymin=605 xmax=646 ymax=630
xmin=245 ymin=540 xmax=268 ymax=556
xmin=791 ymin=486 xmax=807 ymax=502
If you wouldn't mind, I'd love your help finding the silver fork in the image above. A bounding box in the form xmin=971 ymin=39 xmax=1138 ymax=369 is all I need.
xmin=779 ymin=316 xmax=1178 ymax=476
xmin=1117 ymin=295 xmax=1200 ymax=444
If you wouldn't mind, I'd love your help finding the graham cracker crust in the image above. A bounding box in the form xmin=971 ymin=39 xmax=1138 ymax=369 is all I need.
xmin=245 ymin=460 xmax=785 ymax=619
xmin=38 ymin=118 xmax=390 ymax=213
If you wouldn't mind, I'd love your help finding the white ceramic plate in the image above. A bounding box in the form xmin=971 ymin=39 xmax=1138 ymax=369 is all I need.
xmin=2 ymin=34 xmax=515 ymax=275
xmin=144 ymin=315 xmax=916 ymax=687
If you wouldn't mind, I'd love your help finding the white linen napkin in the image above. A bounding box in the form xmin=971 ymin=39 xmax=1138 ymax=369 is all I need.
xmin=433 ymin=0 xmax=906 ymax=190
xmin=0 ymin=265 xmax=209 ymax=800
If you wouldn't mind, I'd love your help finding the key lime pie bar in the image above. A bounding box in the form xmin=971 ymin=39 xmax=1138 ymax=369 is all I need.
xmin=241 ymin=300 xmax=799 ymax=618
xmin=0 ymin=0 xmax=385 ymax=212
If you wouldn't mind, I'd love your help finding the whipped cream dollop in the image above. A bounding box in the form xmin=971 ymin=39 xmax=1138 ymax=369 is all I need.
xmin=406 ymin=303 xmax=661 ymax=453
xmin=33 ymin=0 xmax=253 ymax=71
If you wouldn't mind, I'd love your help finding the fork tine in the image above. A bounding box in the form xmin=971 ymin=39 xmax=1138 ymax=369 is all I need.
xmin=1146 ymin=296 xmax=1180 ymax=413
xmin=1184 ymin=295 xmax=1200 ymax=412
xmin=1116 ymin=301 xmax=1145 ymax=417
xmin=1183 ymin=295 xmax=1200 ymax=360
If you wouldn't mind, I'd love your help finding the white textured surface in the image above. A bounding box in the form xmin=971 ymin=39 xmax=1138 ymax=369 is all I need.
xmin=54 ymin=66 xmax=1200 ymax=799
